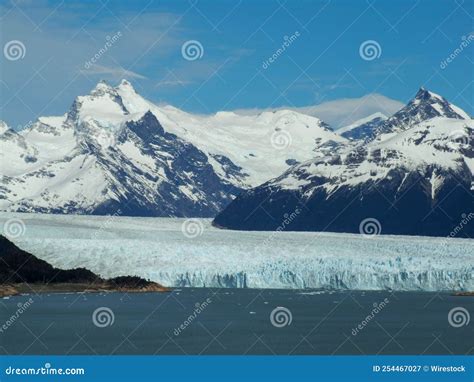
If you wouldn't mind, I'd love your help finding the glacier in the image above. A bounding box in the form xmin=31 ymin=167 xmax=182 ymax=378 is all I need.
xmin=1 ymin=213 xmax=472 ymax=291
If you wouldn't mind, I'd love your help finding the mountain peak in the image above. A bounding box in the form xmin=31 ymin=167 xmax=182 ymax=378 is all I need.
xmin=90 ymin=80 xmax=116 ymax=97
xmin=117 ymin=79 xmax=136 ymax=93
xmin=0 ymin=120 xmax=9 ymax=135
xmin=414 ymin=87 xmax=444 ymax=103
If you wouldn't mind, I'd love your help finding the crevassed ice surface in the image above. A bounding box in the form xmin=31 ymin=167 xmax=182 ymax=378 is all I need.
xmin=1 ymin=213 xmax=473 ymax=291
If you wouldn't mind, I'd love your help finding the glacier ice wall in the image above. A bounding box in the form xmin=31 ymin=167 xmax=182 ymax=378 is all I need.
xmin=1 ymin=213 xmax=472 ymax=291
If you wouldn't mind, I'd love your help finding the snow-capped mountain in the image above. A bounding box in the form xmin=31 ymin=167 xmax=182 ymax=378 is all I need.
xmin=368 ymin=88 xmax=471 ymax=142
xmin=0 ymin=80 xmax=344 ymax=217
xmin=337 ymin=112 xmax=387 ymax=141
xmin=213 ymin=90 xmax=473 ymax=237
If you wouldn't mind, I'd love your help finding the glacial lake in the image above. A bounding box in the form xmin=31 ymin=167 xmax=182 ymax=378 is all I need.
xmin=1 ymin=289 xmax=472 ymax=355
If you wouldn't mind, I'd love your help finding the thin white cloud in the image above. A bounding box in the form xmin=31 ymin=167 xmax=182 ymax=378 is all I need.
xmin=296 ymin=93 xmax=404 ymax=128
xmin=80 ymin=64 xmax=146 ymax=80
xmin=155 ymin=80 xmax=193 ymax=88
xmin=232 ymin=93 xmax=404 ymax=129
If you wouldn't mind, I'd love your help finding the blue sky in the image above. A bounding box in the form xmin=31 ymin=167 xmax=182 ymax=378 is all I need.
xmin=0 ymin=0 xmax=473 ymax=128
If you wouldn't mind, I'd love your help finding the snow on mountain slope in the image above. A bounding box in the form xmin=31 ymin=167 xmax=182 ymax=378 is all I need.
xmin=0 ymin=121 xmax=9 ymax=135
xmin=214 ymin=90 xmax=473 ymax=237
xmin=1 ymin=80 xmax=343 ymax=216
xmin=113 ymin=80 xmax=347 ymax=187
xmin=338 ymin=112 xmax=387 ymax=141
xmin=370 ymin=88 xmax=471 ymax=142
xmin=2 ymin=213 xmax=472 ymax=291
xmin=338 ymin=112 xmax=387 ymax=134
xmin=0 ymin=122 xmax=39 ymax=177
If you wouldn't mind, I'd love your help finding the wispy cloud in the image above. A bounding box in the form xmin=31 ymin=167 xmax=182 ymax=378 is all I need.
xmin=155 ymin=79 xmax=193 ymax=88
xmin=80 ymin=64 xmax=146 ymax=79
xmin=232 ymin=93 xmax=404 ymax=128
